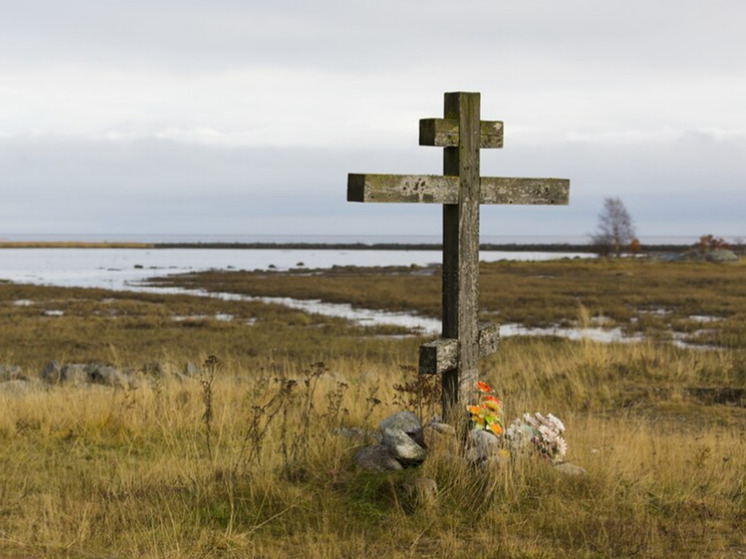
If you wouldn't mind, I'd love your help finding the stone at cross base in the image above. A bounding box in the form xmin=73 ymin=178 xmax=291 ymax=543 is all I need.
xmin=347 ymin=91 xmax=570 ymax=424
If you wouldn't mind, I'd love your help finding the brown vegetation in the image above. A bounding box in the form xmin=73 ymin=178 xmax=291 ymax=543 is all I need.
xmin=1 ymin=259 xmax=745 ymax=557
xmin=152 ymin=258 xmax=746 ymax=349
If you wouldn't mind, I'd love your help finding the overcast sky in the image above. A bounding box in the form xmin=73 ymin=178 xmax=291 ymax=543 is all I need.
xmin=2 ymin=0 xmax=745 ymax=240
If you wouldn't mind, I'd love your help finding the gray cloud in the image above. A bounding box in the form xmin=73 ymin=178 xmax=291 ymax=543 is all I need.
xmin=1 ymin=0 xmax=745 ymax=239
xmin=1 ymin=132 xmax=744 ymax=237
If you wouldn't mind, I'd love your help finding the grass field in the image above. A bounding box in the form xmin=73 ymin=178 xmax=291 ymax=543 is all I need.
xmin=1 ymin=258 xmax=745 ymax=558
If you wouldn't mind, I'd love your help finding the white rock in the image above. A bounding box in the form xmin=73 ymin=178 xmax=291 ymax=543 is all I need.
xmin=382 ymin=428 xmax=427 ymax=464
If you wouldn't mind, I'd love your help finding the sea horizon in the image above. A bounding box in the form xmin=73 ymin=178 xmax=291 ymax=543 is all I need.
xmin=0 ymin=232 xmax=730 ymax=246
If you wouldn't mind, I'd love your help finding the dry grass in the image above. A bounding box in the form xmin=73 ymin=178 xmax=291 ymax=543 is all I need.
xmin=1 ymin=260 xmax=745 ymax=557
xmin=1 ymin=340 xmax=744 ymax=558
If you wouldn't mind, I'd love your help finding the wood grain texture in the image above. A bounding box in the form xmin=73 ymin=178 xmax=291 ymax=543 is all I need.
xmin=418 ymin=321 xmax=500 ymax=375
xmin=419 ymin=118 xmax=503 ymax=148
xmin=442 ymin=91 xmax=481 ymax=417
xmin=347 ymin=174 xmax=569 ymax=205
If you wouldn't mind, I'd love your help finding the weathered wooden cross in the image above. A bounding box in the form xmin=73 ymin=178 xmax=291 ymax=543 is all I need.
xmin=347 ymin=91 xmax=570 ymax=420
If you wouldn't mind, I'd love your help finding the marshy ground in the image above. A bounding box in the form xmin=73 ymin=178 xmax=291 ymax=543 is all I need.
xmin=1 ymin=258 xmax=745 ymax=558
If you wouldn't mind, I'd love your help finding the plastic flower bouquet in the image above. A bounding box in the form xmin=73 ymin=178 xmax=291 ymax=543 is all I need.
xmin=506 ymin=412 xmax=567 ymax=463
xmin=467 ymin=381 xmax=503 ymax=435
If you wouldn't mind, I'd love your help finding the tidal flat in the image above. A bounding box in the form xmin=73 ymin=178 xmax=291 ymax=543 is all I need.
xmin=0 ymin=258 xmax=745 ymax=558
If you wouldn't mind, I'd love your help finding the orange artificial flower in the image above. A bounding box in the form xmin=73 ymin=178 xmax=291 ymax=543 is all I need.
xmin=484 ymin=400 xmax=501 ymax=412
xmin=488 ymin=422 xmax=503 ymax=435
xmin=477 ymin=381 xmax=492 ymax=393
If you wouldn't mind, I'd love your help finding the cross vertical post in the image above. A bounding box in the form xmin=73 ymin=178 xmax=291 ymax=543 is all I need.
xmin=347 ymin=91 xmax=570 ymax=424
xmin=441 ymin=92 xmax=481 ymax=417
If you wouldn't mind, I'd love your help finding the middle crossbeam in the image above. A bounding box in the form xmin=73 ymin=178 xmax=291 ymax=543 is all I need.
xmin=347 ymin=174 xmax=570 ymax=205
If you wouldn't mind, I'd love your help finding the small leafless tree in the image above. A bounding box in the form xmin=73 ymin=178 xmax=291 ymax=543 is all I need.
xmin=591 ymin=197 xmax=636 ymax=257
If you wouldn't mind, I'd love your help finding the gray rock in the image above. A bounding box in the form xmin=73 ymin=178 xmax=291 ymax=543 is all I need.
xmin=88 ymin=364 xmax=127 ymax=387
xmin=184 ymin=361 xmax=200 ymax=377
xmin=464 ymin=428 xmax=501 ymax=464
xmin=554 ymin=462 xmax=588 ymax=476
xmin=61 ymin=364 xmax=90 ymax=385
xmin=40 ymin=360 xmax=62 ymax=384
xmin=380 ymin=410 xmax=422 ymax=436
xmin=706 ymin=249 xmax=738 ymax=263
xmin=380 ymin=411 xmax=424 ymax=446
xmin=60 ymin=363 xmax=90 ymax=385
xmin=382 ymin=428 xmax=427 ymax=464
xmin=0 ymin=365 xmax=23 ymax=381
xmin=354 ymin=445 xmax=404 ymax=472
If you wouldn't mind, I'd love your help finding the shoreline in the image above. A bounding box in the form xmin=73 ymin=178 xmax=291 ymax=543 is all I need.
xmin=0 ymin=240 xmax=703 ymax=254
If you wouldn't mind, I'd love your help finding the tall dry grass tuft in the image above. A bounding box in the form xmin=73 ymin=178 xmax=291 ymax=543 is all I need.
xmin=2 ymin=330 xmax=746 ymax=556
xmin=200 ymin=355 xmax=219 ymax=460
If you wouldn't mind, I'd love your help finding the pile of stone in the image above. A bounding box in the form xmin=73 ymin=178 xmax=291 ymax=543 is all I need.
xmin=354 ymin=410 xmax=587 ymax=474
xmin=351 ymin=410 xmax=585 ymax=512
xmin=656 ymin=248 xmax=739 ymax=263
xmin=0 ymin=360 xmax=203 ymax=395
xmin=353 ymin=410 xmax=517 ymax=473
xmin=354 ymin=411 xmax=433 ymax=472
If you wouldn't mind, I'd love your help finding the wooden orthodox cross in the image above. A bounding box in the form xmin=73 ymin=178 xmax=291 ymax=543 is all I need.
xmin=347 ymin=91 xmax=570 ymax=420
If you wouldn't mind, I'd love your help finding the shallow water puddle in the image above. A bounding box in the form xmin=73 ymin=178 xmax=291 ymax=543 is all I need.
xmin=130 ymin=281 xmax=673 ymax=344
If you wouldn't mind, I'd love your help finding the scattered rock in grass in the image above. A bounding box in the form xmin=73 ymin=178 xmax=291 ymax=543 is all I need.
xmin=382 ymin=427 xmax=427 ymax=464
xmin=354 ymin=445 xmax=404 ymax=472
xmin=40 ymin=360 xmax=132 ymax=387
xmin=379 ymin=411 xmax=427 ymax=465
xmin=705 ymin=249 xmax=738 ymax=263
xmin=40 ymin=361 xmax=62 ymax=383
xmin=380 ymin=411 xmax=424 ymax=446
xmin=184 ymin=361 xmax=200 ymax=377
xmin=88 ymin=364 xmax=127 ymax=387
xmin=464 ymin=428 xmax=501 ymax=465
xmin=355 ymin=411 xmax=429 ymax=471
xmin=0 ymin=365 xmax=23 ymax=381
xmin=61 ymin=364 xmax=90 ymax=385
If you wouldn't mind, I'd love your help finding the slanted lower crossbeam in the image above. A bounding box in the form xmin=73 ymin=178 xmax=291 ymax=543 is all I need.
xmin=419 ymin=322 xmax=500 ymax=375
